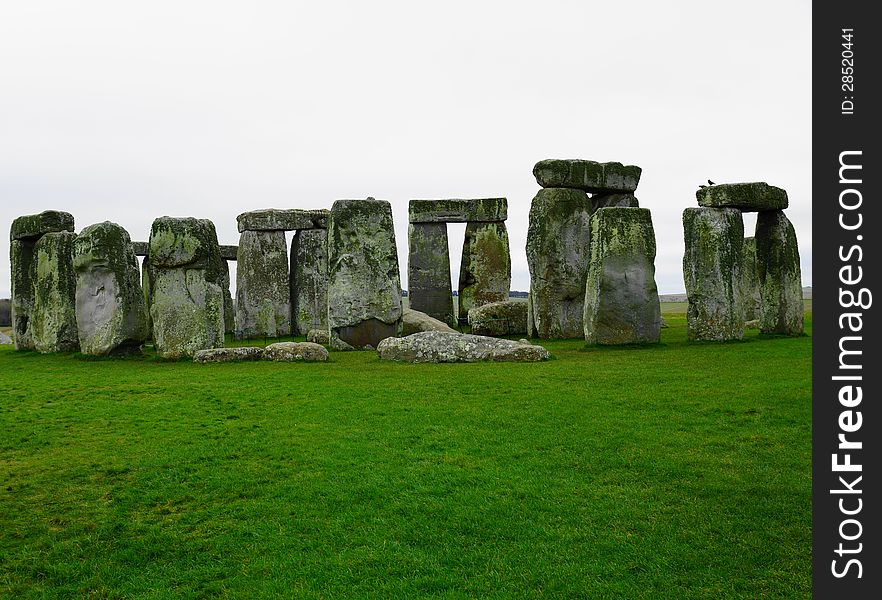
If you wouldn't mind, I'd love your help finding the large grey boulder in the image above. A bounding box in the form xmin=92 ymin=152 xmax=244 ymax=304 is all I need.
xmin=458 ymin=221 xmax=511 ymax=319
xmin=408 ymin=198 xmax=508 ymax=223
xmin=402 ymin=308 xmax=457 ymax=336
xmin=263 ymin=341 xmax=329 ymax=362
xmin=31 ymin=232 xmax=79 ymax=353
xmin=193 ymin=347 xmax=265 ymax=363
xmin=741 ymin=237 xmax=762 ymax=321
xmin=377 ymin=331 xmax=550 ymax=363
xmin=235 ymin=230 xmax=291 ymax=339
xmin=583 ymin=208 xmax=661 ymax=345
xmin=290 ymin=228 xmax=328 ymax=335
xmin=73 ymin=222 xmax=149 ymax=355
xmin=328 ymin=198 xmax=403 ymax=348
xmin=525 ymin=187 xmax=593 ymax=338
xmin=407 ymin=222 xmax=454 ymax=325
xmin=696 ymin=182 xmax=788 ymax=212
xmin=148 ymin=217 xmax=224 ymax=358
xmin=236 ymin=208 xmax=329 ymax=232
xmin=0 ymin=332 xmax=11 ymax=345
xmin=756 ymin=210 xmax=803 ymax=335
xmin=533 ymin=159 xmax=641 ymax=194
xmin=468 ymin=300 xmax=528 ymax=337
xmin=682 ymin=208 xmax=745 ymax=341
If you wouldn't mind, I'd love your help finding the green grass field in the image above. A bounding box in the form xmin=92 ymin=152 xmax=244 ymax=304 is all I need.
xmin=1 ymin=307 xmax=812 ymax=598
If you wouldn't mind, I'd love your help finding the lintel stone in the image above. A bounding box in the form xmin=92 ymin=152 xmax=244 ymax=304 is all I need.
xmin=696 ymin=182 xmax=788 ymax=212
xmin=11 ymin=210 xmax=75 ymax=241
xmin=237 ymin=208 xmax=329 ymax=233
xmin=409 ymin=198 xmax=507 ymax=224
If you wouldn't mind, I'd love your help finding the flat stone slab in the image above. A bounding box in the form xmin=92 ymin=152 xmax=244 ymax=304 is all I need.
xmin=11 ymin=210 xmax=75 ymax=241
xmin=237 ymin=209 xmax=329 ymax=233
xmin=409 ymin=198 xmax=507 ymax=224
xmin=193 ymin=347 xmax=265 ymax=363
xmin=696 ymin=182 xmax=788 ymax=211
xmin=377 ymin=331 xmax=550 ymax=363
xmin=263 ymin=341 xmax=329 ymax=362
xmin=135 ymin=241 xmax=238 ymax=261
xmin=533 ymin=159 xmax=641 ymax=193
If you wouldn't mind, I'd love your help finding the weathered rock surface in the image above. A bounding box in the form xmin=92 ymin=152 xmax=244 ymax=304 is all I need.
xmin=533 ymin=159 xmax=641 ymax=194
xmin=407 ymin=223 xmax=454 ymax=325
xmin=10 ymin=210 xmax=74 ymax=241
xmin=236 ymin=208 xmax=329 ymax=233
xmin=193 ymin=347 xmax=265 ymax=363
xmin=408 ymin=198 xmax=508 ymax=223
xmin=0 ymin=332 xmax=11 ymax=345
xmin=376 ymin=331 xmax=550 ymax=363
xmin=458 ymin=222 xmax=511 ymax=319
xmin=741 ymin=237 xmax=762 ymax=321
xmin=696 ymin=182 xmax=788 ymax=212
xmin=583 ymin=208 xmax=661 ymax=345
xmin=591 ymin=193 xmax=639 ymax=210
xmin=236 ymin=230 xmax=291 ymax=338
xmin=468 ymin=300 xmax=528 ymax=337
xmin=402 ymin=308 xmax=457 ymax=336
xmin=31 ymin=232 xmax=79 ymax=353
xmin=10 ymin=239 xmax=36 ymax=350
xmin=73 ymin=222 xmax=149 ymax=355
xmin=263 ymin=341 xmax=329 ymax=362
xmin=756 ymin=210 xmax=803 ymax=335
xmin=290 ymin=228 xmax=328 ymax=335
xmin=328 ymin=198 xmax=402 ymax=348
xmin=306 ymin=328 xmax=355 ymax=351
xmin=682 ymin=208 xmax=745 ymax=341
xmin=526 ymin=187 xmax=593 ymax=339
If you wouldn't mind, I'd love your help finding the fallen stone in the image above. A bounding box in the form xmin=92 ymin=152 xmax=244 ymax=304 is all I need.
xmin=306 ymin=328 xmax=355 ymax=351
xmin=10 ymin=210 xmax=75 ymax=241
xmin=290 ymin=228 xmax=328 ymax=335
xmin=328 ymin=198 xmax=402 ymax=348
xmin=583 ymin=208 xmax=661 ymax=345
xmin=0 ymin=332 xmax=11 ymax=345
xmin=408 ymin=198 xmax=508 ymax=223
xmin=745 ymin=319 xmax=760 ymax=329
xmin=31 ymin=232 xmax=79 ymax=353
xmin=193 ymin=347 xmax=265 ymax=363
xmin=525 ymin=187 xmax=593 ymax=339
xmin=682 ymin=207 xmax=745 ymax=341
xmin=376 ymin=331 xmax=550 ymax=363
xmin=533 ymin=159 xmax=641 ymax=193
xmin=236 ymin=230 xmax=291 ymax=338
xmin=468 ymin=300 xmax=528 ymax=337
xmin=756 ymin=210 xmax=803 ymax=335
xmin=591 ymin=193 xmax=639 ymax=210
xmin=402 ymin=308 xmax=457 ymax=336
xmin=458 ymin=221 xmax=511 ymax=319
xmin=263 ymin=341 xmax=329 ymax=362
xmin=696 ymin=182 xmax=788 ymax=212
xmin=236 ymin=208 xmax=329 ymax=233
xmin=407 ymin=222 xmax=454 ymax=325
xmin=741 ymin=237 xmax=762 ymax=321
xmin=73 ymin=222 xmax=149 ymax=355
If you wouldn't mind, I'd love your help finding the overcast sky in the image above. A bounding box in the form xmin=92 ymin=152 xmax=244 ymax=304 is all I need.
xmin=1 ymin=1 xmax=811 ymax=298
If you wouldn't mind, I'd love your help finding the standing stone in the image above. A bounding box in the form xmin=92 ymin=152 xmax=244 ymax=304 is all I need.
xmin=741 ymin=237 xmax=762 ymax=321
xmin=141 ymin=254 xmax=155 ymax=339
xmin=31 ymin=232 xmax=79 ymax=353
xmin=236 ymin=230 xmax=291 ymax=339
xmin=458 ymin=222 xmax=511 ymax=319
xmin=72 ymin=222 xmax=149 ymax=355
xmin=756 ymin=210 xmax=803 ymax=335
xmin=290 ymin=228 xmax=329 ymax=335
xmin=328 ymin=198 xmax=402 ymax=348
xmin=583 ymin=208 xmax=661 ymax=345
xmin=526 ymin=188 xmax=593 ymax=338
xmin=682 ymin=208 xmax=745 ymax=341
xmin=408 ymin=222 xmax=454 ymax=325
xmin=148 ymin=217 xmax=224 ymax=358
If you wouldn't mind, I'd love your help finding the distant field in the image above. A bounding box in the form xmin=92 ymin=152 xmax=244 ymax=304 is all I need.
xmin=1 ymin=312 xmax=812 ymax=598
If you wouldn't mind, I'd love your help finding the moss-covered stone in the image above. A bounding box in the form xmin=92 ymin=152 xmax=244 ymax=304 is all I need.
xmin=10 ymin=210 xmax=74 ymax=241
xmin=756 ymin=210 xmax=803 ymax=335
xmin=408 ymin=198 xmax=508 ymax=224
xmin=235 ymin=230 xmax=291 ymax=339
xmin=458 ymin=222 xmax=511 ymax=319
xmin=31 ymin=232 xmax=79 ymax=353
xmin=741 ymin=237 xmax=762 ymax=321
xmin=468 ymin=300 xmax=528 ymax=337
xmin=236 ymin=208 xmax=329 ymax=233
xmin=10 ymin=239 xmax=36 ymax=350
xmin=328 ymin=198 xmax=402 ymax=348
xmin=73 ymin=222 xmax=149 ymax=355
xmin=151 ymin=269 xmax=224 ymax=358
xmin=290 ymin=228 xmax=328 ymax=335
xmin=682 ymin=208 xmax=745 ymax=341
xmin=148 ymin=216 xmax=218 ymax=270
xmin=525 ymin=188 xmax=592 ymax=339
xmin=407 ymin=223 xmax=454 ymax=325
xmin=533 ymin=159 xmax=641 ymax=193
xmin=696 ymin=182 xmax=788 ymax=212
xmin=591 ymin=193 xmax=639 ymax=210
xmin=583 ymin=208 xmax=660 ymax=345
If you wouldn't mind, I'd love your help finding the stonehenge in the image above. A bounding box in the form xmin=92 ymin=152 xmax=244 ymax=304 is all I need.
xmin=31 ymin=231 xmax=79 ymax=353
xmin=290 ymin=228 xmax=328 ymax=336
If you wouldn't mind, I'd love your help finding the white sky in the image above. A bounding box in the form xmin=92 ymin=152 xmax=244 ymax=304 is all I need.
xmin=1 ymin=0 xmax=811 ymax=297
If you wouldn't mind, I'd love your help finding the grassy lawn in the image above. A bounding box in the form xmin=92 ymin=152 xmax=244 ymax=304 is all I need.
xmin=0 ymin=309 xmax=812 ymax=598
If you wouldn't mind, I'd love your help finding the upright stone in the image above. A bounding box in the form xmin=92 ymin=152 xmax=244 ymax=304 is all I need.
xmin=31 ymin=232 xmax=79 ymax=352
xmin=290 ymin=228 xmax=329 ymax=335
xmin=682 ymin=208 xmax=745 ymax=341
xmin=458 ymin=222 xmax=511 ymax=319
xmin=584 ymin=208 xmax=661 ymax=345
xmin=148 ymin=217 xmax=224 ymax=358
xmin=235 ymin=230 xmax=291 ymax=338
xmin=741 ymin=237 xmax=762 ymax=321
xmin=756 ymin=210 xmax=803 ymax=335
xmin=526 ymin=188 xmax=593 ymax=338
xmin=408 ymin=222 xmax=454 ymax=325
xmin=73 ymin=222 xmax=149 ymax=355
xmin=328 ymin=198 xmax=402 ymax=348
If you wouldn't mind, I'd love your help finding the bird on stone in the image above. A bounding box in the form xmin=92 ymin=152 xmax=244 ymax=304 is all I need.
xmin=707 ymin=179 xmax=716 ymax=185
